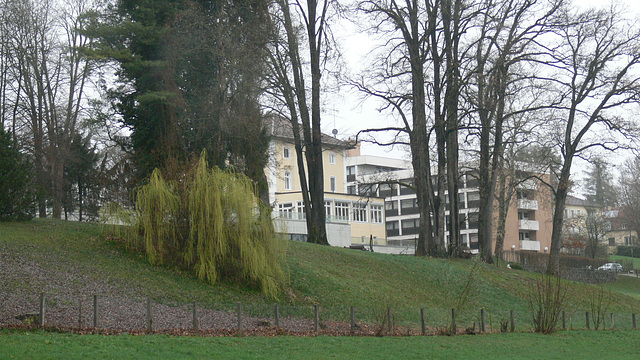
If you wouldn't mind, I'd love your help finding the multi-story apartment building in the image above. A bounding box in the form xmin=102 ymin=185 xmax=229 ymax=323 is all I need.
xmin=265 ymin=116 xmax=386 ymax=247
xmin=346 ymin=146 xmax=554 ymax=254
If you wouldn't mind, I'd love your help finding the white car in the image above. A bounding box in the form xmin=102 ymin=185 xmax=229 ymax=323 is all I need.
xmin=597 ymin=263 xmax=623 ymax=272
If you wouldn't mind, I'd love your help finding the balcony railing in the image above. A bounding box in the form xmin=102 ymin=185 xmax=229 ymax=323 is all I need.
xmin=386 ymin=229 xmax=400 ymax=237
xmin=518 ymin=219 xmax=540 ymax=231
xmin=520 ymin=240 xmax=541 ymax=251
xmin=517 ymin=179 xmax=538 ymax=190
xmin=517 ymin=199 xmax=538 ymax=210
xmin=385 ymin=209 xmax=399 ymax=217
xmin=273 ymin=211 xmax=348 ymax=223
xmin=400 ymin=207 xmax=420 ymax=215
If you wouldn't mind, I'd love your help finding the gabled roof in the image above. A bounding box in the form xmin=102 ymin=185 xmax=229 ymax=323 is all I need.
xmin=265 ymin=113 xmax=354 ymax=149
xmin=564 ymin=195 xmax=601 ymax=208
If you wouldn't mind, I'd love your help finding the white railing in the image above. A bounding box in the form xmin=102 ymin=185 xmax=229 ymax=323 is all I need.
xmin=517 ymin=179 xmax=538 ymax=190
xmin=518 ymin=219 xmax=540 ymax=231
xmin=517 ymin=199 xmax=538 ymax=210
xmin=272 ymin=211 xmax=349 ymax=223
xmin=520 ymin=240 xmax=541 ymax=251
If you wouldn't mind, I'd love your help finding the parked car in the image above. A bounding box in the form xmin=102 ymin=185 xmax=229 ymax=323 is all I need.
xmin=597 ymin=262 xmax=623 ymax=272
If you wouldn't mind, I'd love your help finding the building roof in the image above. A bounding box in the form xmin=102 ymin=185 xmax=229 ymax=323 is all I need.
xmin=265 ymin=114 xmax=353 ymax=149
xmin=564 ymin=195 xmax=601 ymax=208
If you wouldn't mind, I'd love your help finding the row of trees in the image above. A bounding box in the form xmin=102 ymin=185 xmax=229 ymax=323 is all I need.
xmin=352 ymin=0 xmax=640 ymax=274
xmin=0 ymin=0 xmax=103 ymax=220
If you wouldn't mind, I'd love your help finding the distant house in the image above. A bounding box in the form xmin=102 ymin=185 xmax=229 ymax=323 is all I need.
xmin=264 ymin=115 xmax=386 ymax=248
xmin=561 ymin=195 xmax=603 ymax=255
xmin=603 ymin=208 xmax=638 ymax=253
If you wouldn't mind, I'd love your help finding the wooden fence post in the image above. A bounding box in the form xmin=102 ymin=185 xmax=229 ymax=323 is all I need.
xmin=274 ymin=303 xmax=279 ymax=328
xmin=192 ymin=302 xmax=198 ymax=330
xmin=314 ymin=305 xmax=319 ymax=333
xmin=510 ymin=310 xmax=515 ymax=333
xmin=78 ymin=298 xmax=82 ymax=328
xmin=586 ymin=311 xmax=590 ymax=330
xmin=146 ymin=297 xmax=152 ymax=332
xmin=93 ymin=295 xmax=99 ymax=328
xmin=39 ymin=293 xmax=45 ymax=328
xmin=610 ymin=313 xmax=614 ymax=330
xmin=480 ymin=309 xmax=485 ymax=333
xmin=420 ymin=308 xmax=426 ymax=335
xmin=350 ymin=306 xmax=355 ymax=335
xmin=451 ymin=308 xmax=456 ymax=334
xmin=387 ymin=307 xmax=393 ymax=335
xmin=237 ymin=302 xmax=243 ymax=337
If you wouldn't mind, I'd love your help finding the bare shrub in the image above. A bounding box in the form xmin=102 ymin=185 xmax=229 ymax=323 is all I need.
xmin=528 ymin=273 xmax=569 ymax=334
xmin=588 ymin=285 xmax=613 ymax=330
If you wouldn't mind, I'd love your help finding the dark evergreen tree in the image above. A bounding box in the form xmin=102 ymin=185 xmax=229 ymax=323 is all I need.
xmin=583 ymin=157 xmax=617 ymax=206
xmin=87 ymin=0 xmax=271 ymax=199
xmin=0 ymin=128 xmax=34 ymax=221
xmin=63 ymin=133 xmax=101 ymax=221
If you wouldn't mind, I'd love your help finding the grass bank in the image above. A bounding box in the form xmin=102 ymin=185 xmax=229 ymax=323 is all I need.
xmin=1 ymin=219 xmax=640 ymax=329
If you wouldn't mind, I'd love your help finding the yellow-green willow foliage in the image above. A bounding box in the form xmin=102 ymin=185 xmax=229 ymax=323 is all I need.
xmin=133 ymin=152 xmax=285 ymax=298
xmin=135 ymin=169 xmax=180 ymax=264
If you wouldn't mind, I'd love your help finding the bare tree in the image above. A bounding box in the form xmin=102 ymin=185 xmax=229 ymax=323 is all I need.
xmin=354 ymin=0 xmax=478 ymax=256
xmin=469 ymin=0 xmax=563 ymax=263
xmin=584 ymin=211 xmax=608 ymax=259
xmin=544 ymin=5 xmax=640 ymax=275
xmin=3 ymin=0 xmax=97 ymax=218
xmin=618 ymin=156 xmax=640 ymax=235
xmin=266 ymin=0 xmax=339 ymax=245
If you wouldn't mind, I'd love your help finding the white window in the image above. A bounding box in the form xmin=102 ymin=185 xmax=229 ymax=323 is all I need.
xmin=284 ymin=170 xmax=292 ymax=190
xmin=296 ymin=201 xmax=305 ymax=214
xmin=577 ymin=209 xmax=581 ymax=216
xmin=330 ymin=176 xmax=337 ymax=193
xmin=324 ymin=201 xmax=332 ymax=217
xmin=335 ymin=201 xmax=350 ymax=221
xmin=283 ymin=146 xmax=290 ymax=159
xmin=370 ymin=204 xmax=383 ymax=224
xmin=519 ymin=231 xmax=530 ymax=241
xmin=329 ymin=153 xmax=336 ymax=165
xmin=570 ymin=210 xmax=575 ymax=218
xmin=277 ymin=203 xmax=294 ymax=219
xmin=353 ymin=202 xmax=367 ymax=222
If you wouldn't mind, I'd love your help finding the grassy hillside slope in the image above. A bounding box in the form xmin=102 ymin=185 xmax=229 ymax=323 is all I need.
xmin=1 ymin=219 xmax=639 ymax=329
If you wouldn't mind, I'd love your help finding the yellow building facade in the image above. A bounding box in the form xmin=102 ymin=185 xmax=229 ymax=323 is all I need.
xmin=266 ymin=116 xmax=386 ymax=247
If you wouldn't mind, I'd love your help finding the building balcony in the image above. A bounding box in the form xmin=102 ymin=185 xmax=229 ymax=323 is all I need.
xmin=519 ymin=219 xmax=539 ymax=231
xmin=400 ymin=207 xmax=420 ymax=215
xmin=517 ymin=199 xmax=538 ymax=210
xmin=520 ymin=240 xmax=541 ymax=251
xmin=517 ymin=179 xmax=538 ymax=190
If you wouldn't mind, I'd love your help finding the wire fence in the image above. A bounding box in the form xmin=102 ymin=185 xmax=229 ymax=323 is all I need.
xmin=1 ymin=292 xmax=638 ymax=335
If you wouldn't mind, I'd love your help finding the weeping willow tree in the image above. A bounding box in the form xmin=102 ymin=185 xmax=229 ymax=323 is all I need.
xmin=127 ymin=152 xmax=284 ymax=298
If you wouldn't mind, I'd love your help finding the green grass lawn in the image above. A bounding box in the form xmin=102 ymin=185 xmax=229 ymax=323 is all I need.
xmin=1 ymin=329 xmax=639 ymax=359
